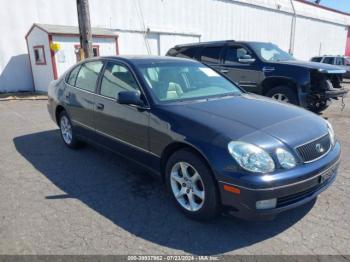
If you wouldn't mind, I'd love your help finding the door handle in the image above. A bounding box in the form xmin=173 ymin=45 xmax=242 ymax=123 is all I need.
xmin=96 ymin=103 xmax=104 ymax=110
xmin=65 ymin=92 xmax=70 ymax=99
xmin=220 ymin=69 xmax=229 ymax=74
xmin=262 ymin=66 xmax=275 ymax=73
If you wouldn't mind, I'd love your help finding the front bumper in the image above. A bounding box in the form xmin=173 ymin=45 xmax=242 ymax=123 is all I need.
xmin=324 ymin=87 xmax=348 ymax=99
xmin=218 ymin=143 xmax=341 ymax=220
xmin=298 ymin=86 xmax=348 ymax=108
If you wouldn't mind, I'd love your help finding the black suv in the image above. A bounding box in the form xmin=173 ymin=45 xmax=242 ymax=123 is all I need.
xmin=167 ymin=41 xmax=347 ymax=112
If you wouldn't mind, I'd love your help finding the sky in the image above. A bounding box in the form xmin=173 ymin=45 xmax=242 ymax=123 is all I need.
xmin=307 ymin=0 xmax=350 ymax=13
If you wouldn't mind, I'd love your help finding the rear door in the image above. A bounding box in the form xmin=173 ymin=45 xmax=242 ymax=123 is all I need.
xmin=93 ymin=60 xmax=150 ymax=162
xmin=198 ymin=45 xmax=223 ymax=71
xmin=219 ymin=45 xmax=263 ymax=93
xmin=64 ymin=60 xmax=104 ymax=137
xmin=323 ymin=57 xmax=335 ymax=65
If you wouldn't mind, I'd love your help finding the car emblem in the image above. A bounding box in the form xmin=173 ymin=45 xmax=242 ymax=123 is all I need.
xmin=315 ymin=143 xmax=324 ymax=153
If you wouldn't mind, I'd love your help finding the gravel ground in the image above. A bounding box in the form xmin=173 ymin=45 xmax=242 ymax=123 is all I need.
xmin=0 ymin=85 xmax=349 ymax=255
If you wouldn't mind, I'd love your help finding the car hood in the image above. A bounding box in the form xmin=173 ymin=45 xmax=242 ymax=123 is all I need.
xmin=277 ymin=60 xmax=346 ymax=73
xmin=164 ymin=94 xmax=328 ymax=149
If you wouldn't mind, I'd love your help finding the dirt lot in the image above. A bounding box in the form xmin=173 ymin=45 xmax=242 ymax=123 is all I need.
xmin=0 ymin=84 xmax=349 ymax=255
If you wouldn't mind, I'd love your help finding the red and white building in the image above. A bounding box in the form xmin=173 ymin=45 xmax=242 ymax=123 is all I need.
xmin=25 ymin=24 xmax=118 ymax=92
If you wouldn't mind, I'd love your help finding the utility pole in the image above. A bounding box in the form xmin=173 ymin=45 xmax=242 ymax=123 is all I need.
xmin=76 ymin=0 xmax=93 ymax=59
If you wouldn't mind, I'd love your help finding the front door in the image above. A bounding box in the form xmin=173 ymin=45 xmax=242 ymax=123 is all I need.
xmin=219 ymin=45 xmax=263 ymax=93
xmin=93 ymin=61 xmax=150 ymax=163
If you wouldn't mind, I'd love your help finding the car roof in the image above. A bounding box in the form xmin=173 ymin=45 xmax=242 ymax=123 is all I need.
xmin=315 ymin=55 xmax=344 ymax=58
xmin=173 ymin=40 xmax=270 ymax=48
xmin=84 ymin=55 xmax=200 ymax=65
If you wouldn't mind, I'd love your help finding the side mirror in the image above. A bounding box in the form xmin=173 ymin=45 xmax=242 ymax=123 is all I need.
xmin=118 ymin=91 xmax=146 ymax=107
xmin=238 ymin=54 xmax=256 ymax=64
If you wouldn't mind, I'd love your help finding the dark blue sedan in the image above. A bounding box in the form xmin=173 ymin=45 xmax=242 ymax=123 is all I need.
xmin=47 ymin=56 xmax=340 ymax=220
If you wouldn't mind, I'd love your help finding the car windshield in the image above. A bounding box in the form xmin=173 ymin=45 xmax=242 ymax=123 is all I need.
xmin=136 ymin=62 xmax=242 ymax=102
xmin=250 ymin=42 xmax=295 ymax=62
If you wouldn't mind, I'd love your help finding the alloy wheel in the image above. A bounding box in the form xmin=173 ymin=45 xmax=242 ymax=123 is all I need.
xmin=271 ymin=93 xmax=289 ymax=103
xmin=60 ymin=115 xmax=73 ymax=145
xmin=170 ymin=161 xmax=205 ymax=212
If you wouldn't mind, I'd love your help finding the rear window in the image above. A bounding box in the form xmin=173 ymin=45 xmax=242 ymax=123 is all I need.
xmin=200 ymin=46 xmax=222 ymax=63
xmin=75 ymin=61 xmax=103 ymax=92
xmin=311 ymin=57 xmax=322 ymax=62
xmin=67 ymin=65 xmax=81 ymax=86
xmin=167 ymin=48 xmax=178 ymax=56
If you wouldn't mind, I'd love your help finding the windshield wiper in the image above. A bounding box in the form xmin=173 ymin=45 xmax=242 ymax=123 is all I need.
xmin=206 ymin=93 xmax=240 ymax=101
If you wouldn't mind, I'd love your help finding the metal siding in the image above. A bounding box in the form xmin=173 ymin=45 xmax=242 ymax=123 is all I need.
xmin=294 ymin=17 xmax=348 ymax=60
xmin=1 ymin=0 xmax=350 ymax=92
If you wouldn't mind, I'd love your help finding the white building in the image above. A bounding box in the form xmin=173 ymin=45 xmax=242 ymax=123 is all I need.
xmin=0 ymin=0 xmax=350 ymax=92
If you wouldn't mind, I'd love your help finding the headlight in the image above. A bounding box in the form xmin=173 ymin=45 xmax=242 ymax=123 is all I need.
xmin=326 ymin=120 xmax=335 ymax=146
xmin=276 ymin=148 xmax=296 ymax=169
xmin=228 ymin=141 xmax=275 ymax=173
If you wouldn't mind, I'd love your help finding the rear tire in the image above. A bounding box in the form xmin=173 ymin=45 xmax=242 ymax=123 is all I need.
xmin=165 ymin=149 xmax=220 ymax=220
xmin=58 ymin=111 xmax=82 ymax=149
xmin=266 ymin=86 xmax=298 ymax=105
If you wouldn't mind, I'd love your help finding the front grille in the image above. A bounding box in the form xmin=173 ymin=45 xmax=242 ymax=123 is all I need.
xmin=296 ymin=134 xmax=331 ymax=163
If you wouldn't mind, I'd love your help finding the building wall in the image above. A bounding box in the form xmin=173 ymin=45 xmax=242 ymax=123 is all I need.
xmin=26 ymin=27 xmax=53 ymax=92
xmin=0 ymin=0 xmax=349 ymax=92
xmin=116 ymin=31 xmax=200 ymax=56
xmin=294 ymin=17 xmax=348 ymax=59
xmin=0 ymin=0 xmax=77 ymax=92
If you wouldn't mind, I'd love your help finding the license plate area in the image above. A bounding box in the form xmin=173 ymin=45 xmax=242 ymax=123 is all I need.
xmin=319 ymin=167 xmax=336 ymax=184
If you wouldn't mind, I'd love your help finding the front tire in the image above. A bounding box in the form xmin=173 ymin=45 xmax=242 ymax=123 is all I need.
xmin=266 ymin=86 xmax=298 ymax=105
xmin=165 ymin=149 xmax=219 ymax=220
xmin=308 ymin=101 xmax=329 ymax=114
xmin=58 ymin=111 xmax=82 ymax=149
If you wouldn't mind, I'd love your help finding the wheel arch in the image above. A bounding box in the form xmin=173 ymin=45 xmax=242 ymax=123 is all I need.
xmin=261 ymin=77 xmax=299 ymax=95
xmin=160 ymin=142 xmax=215 ymax=179
xmin=160 ymin=142 xmax=220 ymax=195
xmin=55 ymin=104 xmax=66 ymax=125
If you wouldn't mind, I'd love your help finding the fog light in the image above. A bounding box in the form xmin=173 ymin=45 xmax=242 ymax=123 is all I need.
xmin=256 ymin=198 xmax=277 ymax=209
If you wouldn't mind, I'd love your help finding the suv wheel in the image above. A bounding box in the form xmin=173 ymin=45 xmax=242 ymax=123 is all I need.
xmin=165 ymin=149 xmax=219 ymax=220
xmin=309 ymin=101 xmax=329 ymax=114
xmin=266 ymin=86 xmax=298 ymax=105
xmin=59 ymin=111 xmax=82 ymax=149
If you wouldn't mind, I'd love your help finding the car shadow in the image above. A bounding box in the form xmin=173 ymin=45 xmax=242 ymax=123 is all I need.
xmin=13 ymin=130 xmax=315 ymax=255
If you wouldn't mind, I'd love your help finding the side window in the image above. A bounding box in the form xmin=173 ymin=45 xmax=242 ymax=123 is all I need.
xmin=100 ymin=62 xmax=139 ymax=99
xmin=67 ymin=65 xmax=81 ymax=86
xmin=345 ymin=58 xmax=350 ymax=65
xmin=75 ymin=61 xmax=103 ymax=92
xmin=224 ymin=46 xmax=249 ymax=64
xmin=33 ymin=46 xmax=46 ymax=65
xmin=335 ymin=57 xmax=344 ymax=65
xmin=323 ymin=57 xmax=335 ymax=65
xmin=311 ymin=57 xmax=322 ymax=62
xmin=200 ymin=46 xmax=222 ymax=63
xmin=178 ymin=47 xmax=198 ymax=59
